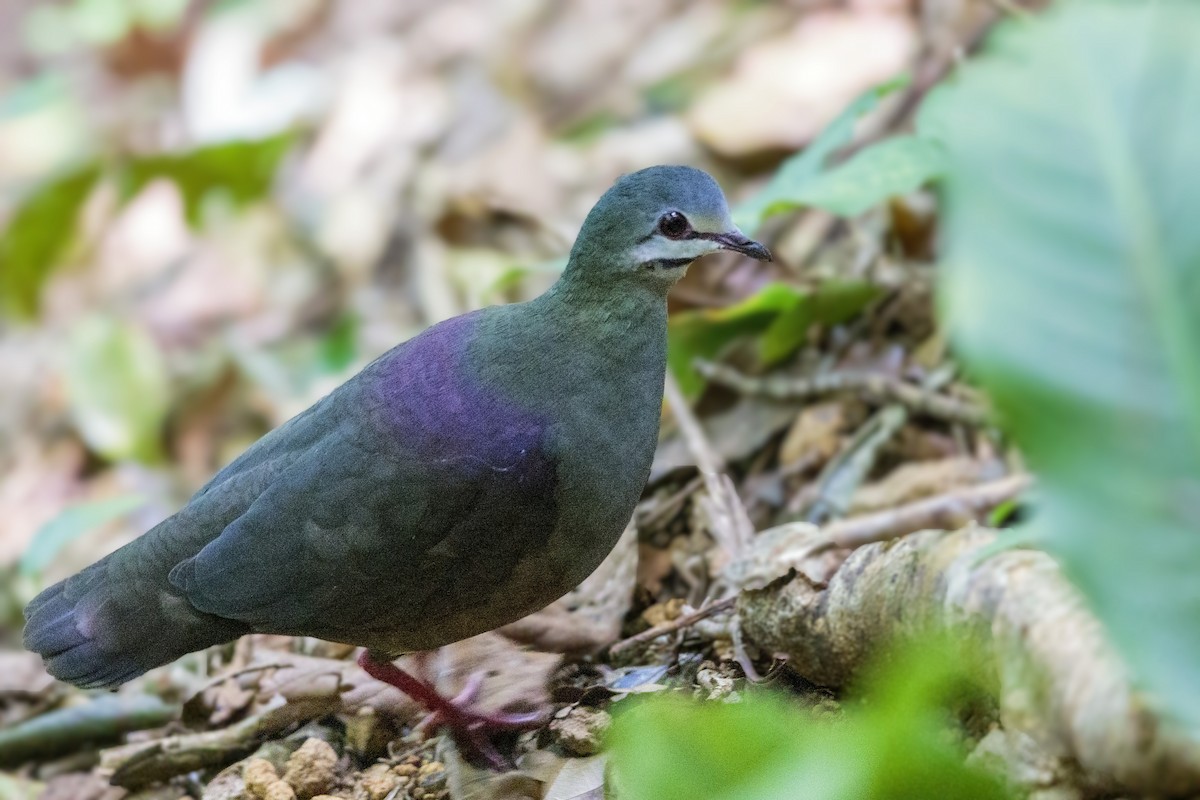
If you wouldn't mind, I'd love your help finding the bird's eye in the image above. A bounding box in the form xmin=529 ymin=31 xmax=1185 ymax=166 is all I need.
xmin=658 ymin=211 xmax=691 ymax=240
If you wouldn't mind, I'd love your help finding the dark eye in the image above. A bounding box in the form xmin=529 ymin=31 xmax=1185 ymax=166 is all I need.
xmin=658 ymin=211 xmax=691 ymax=240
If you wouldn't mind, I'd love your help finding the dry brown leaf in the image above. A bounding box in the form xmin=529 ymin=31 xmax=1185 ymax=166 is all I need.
xmin=433 ymin=632 xmax=558 ymax=719
xmin=189 ymin=652 xmax=421 ymax=726
xmin=779 ymin=400 xmax=851 ymax=468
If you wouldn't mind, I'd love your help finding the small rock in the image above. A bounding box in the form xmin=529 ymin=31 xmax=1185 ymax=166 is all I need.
xmin=202 ymin=770 xmax=249 ymax=800
xmin=283 ymin=738 xmax=338 ymax=799
xmin=417 ymin=760 xmax=446 ymax=792
xmin=355 ymin=764 xmax=399 ymax=800
xmin=264 ymin=782 xmax=296 ymax=800
xmin=550 ymin=706 xmax=612 ymax=756
xmin=244 ymin=758 xmax=280 ymax=799
xmin=695 ymin=660 xmax=739 ymax=701
xmin=641 ymin=597 xmax=686 ymax=627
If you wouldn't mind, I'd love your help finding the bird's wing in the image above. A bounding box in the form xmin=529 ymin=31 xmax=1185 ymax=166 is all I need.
xmin=167 ymin=346 xmax=560 ymax=644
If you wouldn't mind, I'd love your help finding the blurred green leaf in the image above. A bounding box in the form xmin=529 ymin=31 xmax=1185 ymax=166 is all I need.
xmin=759 ymin=281 xmax=881 ymax=366
xmin=0 ymin=164 xmax=100 ymax=318
xmin=609 ymin=639 xmax=1011 ymax=800
xmin=734 ymin=76 xmax=909 ymax=231
xmin=938 ymin=0 xmax=1200 ymax=731
xmin=668 ymin=284 xmax=805 ymax=399
xmin=20 ymin=495 xmax=144 ymax=577
xmin=65 ymin=317 xmax=171 ymax=463
xmin=121 ymin=133 xmax=295 ymax=227
xmin=318 ymin=312 xmax=359 ymax=373
xmin=669 ymin=281 xmax=877 ymax=398
xmin=771 ymin=136 xmax=946 ymax=218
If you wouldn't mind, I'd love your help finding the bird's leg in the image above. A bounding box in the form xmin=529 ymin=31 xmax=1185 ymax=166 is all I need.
xmin=357 ymin=650 xmax=544 ymax=770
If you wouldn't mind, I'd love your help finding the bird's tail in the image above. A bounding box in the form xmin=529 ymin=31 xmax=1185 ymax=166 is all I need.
xmin=23 ymin=561 xmax=146 ymax=689
xmin=23 ymin=549 xmax=248 ymax=690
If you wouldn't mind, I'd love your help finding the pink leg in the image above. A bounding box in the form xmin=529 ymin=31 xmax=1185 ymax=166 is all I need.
xmin=358 ymin=650 xmax=544 ymax=769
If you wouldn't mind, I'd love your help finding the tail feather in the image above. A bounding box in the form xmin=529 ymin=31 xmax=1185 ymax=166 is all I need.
xmin=23 ymin=579 xmax=143 ymax=689
xmin=23 ymin=551 xmax=249 ymax=690
xmin=22 ymin=591 xmax=87 ymax=656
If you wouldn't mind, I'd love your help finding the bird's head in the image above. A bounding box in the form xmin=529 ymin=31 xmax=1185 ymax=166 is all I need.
xmin=566 ymin=165 xmax=771 ymax=288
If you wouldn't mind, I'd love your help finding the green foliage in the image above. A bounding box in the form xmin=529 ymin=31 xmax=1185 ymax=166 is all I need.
xmin=64 ymin=317 xmax=171 ymax=463
xmin=757 ymin=280 xmax=880 ymax=366
xmin=774 ymin=135 xmax=946 ymax=218
xmin=936 ymin=0 xmax=1200 ymax=731
xmin=668 ymin=281 xmax=878 ymax=398
xmin=0 ymin=165 xmax=100 ymax=318
xmin=0 ymin=133 xmax=295 ymax=320
xmin=120 ymin=133 xmax=295 ymax=227
xmin=608 ymin=639 xmax=1012 ymax=800
xmin=20 ymin=495 xmax=144 ymax=577
xmin=734 ymin=76 xmax=932 ymax=230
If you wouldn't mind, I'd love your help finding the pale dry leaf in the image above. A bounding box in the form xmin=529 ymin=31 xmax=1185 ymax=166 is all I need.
xmin=544 ymin=754 xmax=607 ymax=800
xmin=433 ymin=632 xmax=558 ymax=718
xmin=723 ymin=521 xmax=841 ymax=591
xmin=688 ymin=9 xmax=917 ymax=156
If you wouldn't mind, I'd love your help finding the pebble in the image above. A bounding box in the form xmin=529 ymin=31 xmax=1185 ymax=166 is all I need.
xmin=283 ymin=738 xmax=338 ymax=798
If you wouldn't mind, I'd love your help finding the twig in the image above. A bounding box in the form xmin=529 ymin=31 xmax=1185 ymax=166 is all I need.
xmin=663 ymin=372 xmax=755 ymax=559
xmin=696 ymin=360 xmax=990 ymax=427
xmin=802 ymin=404 xmax=908 ymax=524
xmin=824 ymin=473 xmax=1032 ymax=549
xmin=608 ymin=596 xmax=738 ymax=657
xmin=637 ymin=474 xmax=705 ymax=532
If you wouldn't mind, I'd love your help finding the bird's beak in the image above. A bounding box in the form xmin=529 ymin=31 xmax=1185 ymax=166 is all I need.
xmin=712 ymin=231 xmax=772 ymax=261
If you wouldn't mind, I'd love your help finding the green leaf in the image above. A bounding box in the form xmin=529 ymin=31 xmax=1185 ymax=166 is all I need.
xmin=0 ymin=165 xmax=100 ymax=318
xmin=64 ymin=317 xmax=171 ymax=463
xmin=121 ymin=133 xmax=295 ymax=227
xmin=20 ymin=495 xmax=144 ymax=577
xmin=938 ymin=1 xmax=1200 ymax=732
xmin=318 ymin=312 xmax=359 ymax=373
xmin=759 ymin=280 xmax=881 ymax=366
xmin=668 ymin=284 xmax=807 ymax=399
xmin=668 ymin=281 xmax=878 ymax=398
xmin=775 ymin=136 xmax=947 ymax=218
xmin=608 ymin=639 xmax=1012 ymax=800
xmin=734 ymin=76 xmax=909 ymax=231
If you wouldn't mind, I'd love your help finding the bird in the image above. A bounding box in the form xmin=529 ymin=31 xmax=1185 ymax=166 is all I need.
xmin=23 ymin=165 xmax=770 ymax=765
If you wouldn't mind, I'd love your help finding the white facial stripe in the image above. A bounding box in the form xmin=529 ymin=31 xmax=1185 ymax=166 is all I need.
xmin=632 ymin=236 xmax=721 ymax=265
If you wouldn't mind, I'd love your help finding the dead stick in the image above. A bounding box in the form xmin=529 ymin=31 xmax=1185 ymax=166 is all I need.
xmin=663 ymin=372 xmax=755 ymax=557
xmin=825 ymin=474 xmax=1031 ymax=549
xmin=609 ymin=596 xmax=738 ymax=657
xmin=696 ymin=360 xmax=990 ymax=427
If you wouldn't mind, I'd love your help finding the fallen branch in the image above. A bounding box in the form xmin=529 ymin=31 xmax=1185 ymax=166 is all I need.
xmin=663 ymin=372 xmax=754 ymax=561
xmin=101 ymin=693 xmax=339 ymax=790
xmin=0 ymin=695 xmax=178 ymax=768
xmin=608 ymin=596 xmax=738 ymax=658
xmin=695 ymin=360 xmax=989 ymax=427
xmin=825 ymin=473 xmax=1030 ymax=549
xmin=738 ymin=525 xmax=1200 ymax=796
